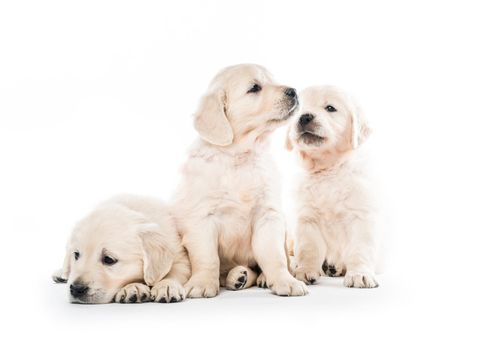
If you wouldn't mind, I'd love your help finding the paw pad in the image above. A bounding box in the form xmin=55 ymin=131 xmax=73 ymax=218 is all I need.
xmin=328 ymin=265 xmax=338 ymax=276
xmin=233 ymin=270 xmax=247 ymax=290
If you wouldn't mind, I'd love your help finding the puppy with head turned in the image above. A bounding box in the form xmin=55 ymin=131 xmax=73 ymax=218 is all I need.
xmin=52 ymin=195 xmax=191 ymax=303
xmin=287 ymin=86 xmax=379 ymax=288
xmin=172 ymin=64 xmax=308 ymax=298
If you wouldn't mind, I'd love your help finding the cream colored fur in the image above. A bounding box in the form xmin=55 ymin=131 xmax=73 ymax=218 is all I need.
xmin=287 ymin=86 xmax=379 ymax=288
xmin=172 ymin=64 xmax=308 ymax=297
xmin=52 ymin=194 xmax=191 ymax=303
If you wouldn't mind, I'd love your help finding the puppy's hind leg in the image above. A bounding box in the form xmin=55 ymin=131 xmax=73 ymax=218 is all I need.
xmin=256 ymin=272 xmax=267 ymax=288
xmin=225 ymin=266 xmax=258 ymax=291
xmin=322 ymin=260 xmax=346 ymax=277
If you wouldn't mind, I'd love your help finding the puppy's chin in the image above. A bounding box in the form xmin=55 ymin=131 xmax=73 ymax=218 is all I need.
xmin=298 ymin=132 xmax=326 ymax=147
xmin=69 ymin=289 xmax=112 ymax=304
xmin=270 ymin=98 xmax=299 ymax=123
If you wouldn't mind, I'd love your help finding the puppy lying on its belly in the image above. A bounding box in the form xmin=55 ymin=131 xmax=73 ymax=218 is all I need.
xmin=287 ymin=86 xmax=379 ymax=288
xmin=52 ymin=195 xmax=191 ymax=303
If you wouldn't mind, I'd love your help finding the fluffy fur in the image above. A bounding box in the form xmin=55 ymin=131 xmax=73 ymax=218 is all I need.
xmin=52 ymin=194 xmax=191 ymax=303
xmin=172 ymin=64 xmax=308 ymax=297
xmin=287 ymin=86 xmax=379 ymax=288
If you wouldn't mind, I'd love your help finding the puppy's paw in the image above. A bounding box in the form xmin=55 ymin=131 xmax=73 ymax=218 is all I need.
xmin=270 ymin=275 xmax=308 ymax=296
xmin=322 ymin=261 xmax=346 ymax=277
xmin=151 ymin=279 xmax=186 ymax=303
xmin=294 ymin=267 xmax=322 ymax=284
xmin=52 ymin=269 xmax=68 ymax=283
xmin=226 ymin=266 xmax=248 ymax=290
xmin=256 ymin=273 xmax=267 ymax=288
xmin=344 ymin=271 xmax=379 ymax=288
xmin=185 ymin=276 xmax=219 ymax=298
xmin=115 ymin=283 xmax=151 ymax=303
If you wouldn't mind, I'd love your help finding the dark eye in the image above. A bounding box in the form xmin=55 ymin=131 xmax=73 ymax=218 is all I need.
xmin=74 ymin=252 xmax=80 ymax=260
xmin=102 ymin=256 xmax=117 ymax=266
xmin=325 ymin=105 xmax=337 ymax=112
xmin=247 ymin=84 xmax=262 ymax=94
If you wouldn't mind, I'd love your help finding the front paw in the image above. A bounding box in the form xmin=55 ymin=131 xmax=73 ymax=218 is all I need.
xmin=344 ymin=271 xmax=379 ymax=288
xmin=270 ymin=275 xmax=308 ymax=296
xmin=52 ymin=269 xmax=67 ymax=283
xmin=151 ymin=279 xmax=186 ymax=303
xmin=115 ymin=283 xmax=151 ymax=303
xmin=185 ymin=276 xmax=219 ymax=298
xmin=294 ymin=266 xmax=322 ymax=284
xmin=226 ymin=266 xmax=248 ymax=290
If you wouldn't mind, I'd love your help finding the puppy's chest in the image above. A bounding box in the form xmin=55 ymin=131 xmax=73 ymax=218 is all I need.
xmin=299 ymin=171 xmax=372 ymax=224
xmin=299 ymin=175 xmax=355 ymax=220
xmin=302 ymin=177 xmax=347 ymax=205
xmin=207 ymin=165 xmax=264 ymax=262
xmin=198 ymin=163 xmax=266 ymax=212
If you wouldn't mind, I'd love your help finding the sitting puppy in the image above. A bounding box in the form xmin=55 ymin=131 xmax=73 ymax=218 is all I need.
xmin=286 ymin=86 xmax=379 ymax=288
xmin=52 ymin=195 xmax=191 ymax=303
xmin=172 ymin=64 xmax=308 ymax=297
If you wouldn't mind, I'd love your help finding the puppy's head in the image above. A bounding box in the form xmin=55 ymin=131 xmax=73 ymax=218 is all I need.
xmin=194 ymin=64 xmax=298 ymax=147
xmin=63 ymin=204 xmax=175 ymax=304
xmin=286 ymin=86 xmax=369 ymax=155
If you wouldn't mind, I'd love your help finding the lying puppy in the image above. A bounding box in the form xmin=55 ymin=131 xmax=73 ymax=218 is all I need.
xmin=52 ymin=195 xmax=191 ymax=303
xmin=286 ymin=86 xmax=379 ymax=288
xmin=172 ymin=64 xmax=308 ymax=297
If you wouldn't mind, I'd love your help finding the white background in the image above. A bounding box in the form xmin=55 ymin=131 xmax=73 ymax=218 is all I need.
xmin=1 ymin=0 xmax=492 ymax=349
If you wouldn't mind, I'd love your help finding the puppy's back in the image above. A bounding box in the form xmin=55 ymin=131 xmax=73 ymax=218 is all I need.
xmin=108 ymin=194 xmax=170 ymax=222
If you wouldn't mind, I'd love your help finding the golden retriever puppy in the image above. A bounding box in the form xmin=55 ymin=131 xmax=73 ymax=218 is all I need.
xmin=52 ymin=195 xmax=191 ymax=303
xmin=172 ymin=64 xmax=308 ymax=297
xmin=286 ymin=86 xmax=379 ymax=288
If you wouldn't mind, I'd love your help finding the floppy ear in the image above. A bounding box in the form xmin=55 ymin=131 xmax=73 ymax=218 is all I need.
xmin=285 ymin=125 xmax=293 ymax=151
xmin=350 ymin=104 xmax=371 ymax=149
xmin=139 ymin=225 xmax=175 ymax=286
xmin=194 ymin=90 xmax=233 ymax=146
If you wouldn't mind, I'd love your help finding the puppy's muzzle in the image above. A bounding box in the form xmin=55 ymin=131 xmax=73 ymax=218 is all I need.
xmin=297 ymin=113 xmax=325 ymax=145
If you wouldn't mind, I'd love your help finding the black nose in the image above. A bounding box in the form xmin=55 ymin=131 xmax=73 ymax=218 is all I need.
xmin=70 ymin=283 xmax=89 ymax=298
xmin=284 ymin=88 xmax=297 ymax=98
xmin=299 ymin=113 xmax=314 ymax=126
